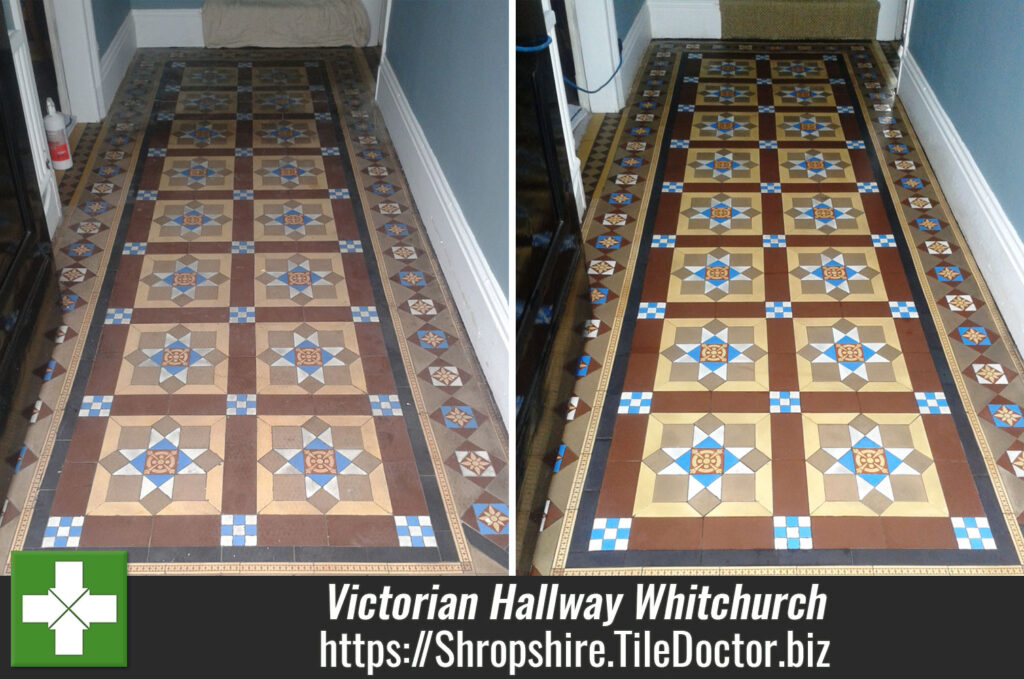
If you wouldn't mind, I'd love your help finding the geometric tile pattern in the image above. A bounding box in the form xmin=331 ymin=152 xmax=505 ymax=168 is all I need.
xmin=535 ymin=39 xmax=1024 ymax=576
xmin=5 ymin=48 xmax=506 ymax=575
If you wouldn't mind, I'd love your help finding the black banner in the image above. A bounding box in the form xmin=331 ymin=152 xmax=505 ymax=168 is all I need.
xmin=3 ymin=575 xmax=1020 ymax=675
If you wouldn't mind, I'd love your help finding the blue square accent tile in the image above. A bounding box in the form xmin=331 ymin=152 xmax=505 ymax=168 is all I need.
xmin=329 ymin=188 xmax=350 ymax=199
xmin=321 ymin=147 xmax=341 ymax=156
xmin=758 ymin=140 xmax=778 ymax=149
xmin=79 ymin=395 xmax=113 ymax=417
xmin=147 ymin=147 xmax=167 ymax=157
xmin=915 ymin=391 xmax=950 ymax=414
xmin=682 ymin=77 xmax=699 ymax=84
xmin=662 ymin=182 xmax=684 ymax=193
xmin=651 ymin=235 xmax=676 ymax=249
xmin=871 ymin=234 xmax=897 ymax=247
xmin=589 ymin=518 xmax=631 ymax=551
xmin=638 ymin=302 xmax=666 ymax=320
xmin=370 ymin=394 xmax=403 ymax=416
xmin=763 ymin=234 xmax=786 ymax=248
xmin=229 ymin=306 xmax=256 ymax=324
xmin=137 ymin=190 xmax=159 ymax=201
xmin=236 ymin=112 xmax=253 ymax=121
xmin=846 ymin=140 xmax=866 ymax=149
xmin=669 ymin=139 xmax=689 ymax=149
xmin=757 ymin=105 xmax=775 ymax=113
xmin=857 ymin=182 xmax=880 ymax=193
xmin=889 ymin=301 xmax=918 ymax=318
xmin=769 ymin=391 xmax=801 ymax=413
xmin=351 ymin=306 xmax=379 ymax=323
xmin=41 ymin=516 xmax=84 ymax=548
xmin=766 ymin=301 xmax=793 ymax=319
xmin=394 ymin=516 xmax=436 ymax=547
xmin=122 ymin=242 xmax=146 ymax=255
xmin=220 ymin=514 xmax=257 ymax=546
xmin=618 ymin=392 xmax=653 ymax=414
xmin=233 ymin=189 xmax=254 ymax=200
xmin=338 ymin=240 xmax=363 ymax=253
xmin=773 ymin=516 xmax=812 ymax=549
xmin=677 ymin=104 xmax=695 ymax=112
xmin=104 ymin=308 xmax=133 ymax=325
xmin=761 ymin=182 xmax=782 ymax=194
xmin=231 ymin=241 xmax=255 ymax=254
xmin=951 ymin=517 xmax=996 ymax=549
xmin=756 ymin=78 xmax=772 ymax=84
xmin=314 ymin=112 xmax=332 ymax=121
xmin=836 ymin=105 xmax=855 ymax=114
xmin=235 ymin=147 xmax=254 ymax=157
xmin=227 ymin=394 xmax=257 ymax=416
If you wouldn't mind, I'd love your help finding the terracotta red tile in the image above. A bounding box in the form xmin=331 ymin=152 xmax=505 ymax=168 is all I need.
xmin=595 ymin=460 xmax=641 ymax=516
xmin=701 ymin=516 xmax=774 ymax=550
xmin=327 ymin=515 xmax=400 ymax=547
xmin=258 ymin=515 xmax=328 ymax=546
xmin=810 ymin=516 xmax=885 ymax=549
xmin=630 ymin=517 xmax=701 ymax=550
xmin=80 ymin=516 xmax=153 ymax=547
xmin=151 ymin=515 xmax=221 ymax=547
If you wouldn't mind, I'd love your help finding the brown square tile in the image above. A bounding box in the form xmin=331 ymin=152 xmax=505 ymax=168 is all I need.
xmin=151 ymin=514 xmax=221 ymax=546
xmin=701 ymin=516 xmax=774 ymax=549
xmin=630 ymin=517 xmax=701 ymax=549
xmin=257 ymin=515 xmax=328 ymax=546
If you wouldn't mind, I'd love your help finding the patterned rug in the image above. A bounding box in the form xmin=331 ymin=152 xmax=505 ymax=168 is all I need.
xmin=1 ymin=48 xmax=507 ymax=575
xmin=532 ymin=41 xmax=1024 ymax=575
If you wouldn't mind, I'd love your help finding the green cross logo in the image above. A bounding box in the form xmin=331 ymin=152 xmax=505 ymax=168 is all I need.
xmin=10 ymin=551 xmax=127 ymax=667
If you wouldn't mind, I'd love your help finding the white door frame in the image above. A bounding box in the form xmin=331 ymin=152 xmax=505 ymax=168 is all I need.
xmin=5 ymin=0 xmax=62 ymax=233
xmin=562 ymin=0 xmax=623 ymax=114
xmin=47 ymin=0 xmax=105 ymax=123
xmin=540 ymin=0 xmax=586 ymax=220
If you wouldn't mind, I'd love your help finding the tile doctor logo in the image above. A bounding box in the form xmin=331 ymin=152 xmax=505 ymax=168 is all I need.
xmin=10 ymin=551 xmax=127 ymax=667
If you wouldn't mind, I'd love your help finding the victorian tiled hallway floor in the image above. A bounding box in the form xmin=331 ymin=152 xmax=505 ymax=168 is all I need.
xmin=1 ymin=48 xmax=507 ymax=574
xmin=532 ymin=40 xmax=1024 ymax=575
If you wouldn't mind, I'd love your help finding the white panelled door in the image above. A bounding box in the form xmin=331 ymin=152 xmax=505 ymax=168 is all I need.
xmin=4 ymin=0 xmax=62 ymax=235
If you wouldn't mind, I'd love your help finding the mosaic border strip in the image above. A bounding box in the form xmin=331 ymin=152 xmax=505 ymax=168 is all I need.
xmin=534 ymin=40 xmax=1024 ymax=576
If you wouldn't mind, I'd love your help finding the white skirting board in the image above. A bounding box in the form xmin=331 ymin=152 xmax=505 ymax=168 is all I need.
xmin=99 ymin=15 xmax=137 ymax=113
xmin=648 ymin=0 xmax=721 ymax=39
xmin=618 ymin=1 xmax=653 ymax=98
xmin=132 ymin=9 xmax=205 ymax=48
xmin=375 ymin=57 xmax=510 ymax=427
xmin=898 ymin=52 xmax=1024 ymax=352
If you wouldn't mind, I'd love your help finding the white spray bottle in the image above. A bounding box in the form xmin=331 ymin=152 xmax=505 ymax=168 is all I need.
xmin=44 ymin=98 xmax=72 ymax=171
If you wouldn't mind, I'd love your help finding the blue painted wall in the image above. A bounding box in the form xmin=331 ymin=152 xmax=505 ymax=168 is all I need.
xmin=385 ymin=0 xmax=508 ymax=293
xmin=92 ymin=0 xmax=132 ymax=57
xmin=614 ymin=0 xmax=645 ymax=41
xmin=908 ymin=0 xmax=1024 ymax=238
xmin=131 ymin=0 xmax=205 ymax=8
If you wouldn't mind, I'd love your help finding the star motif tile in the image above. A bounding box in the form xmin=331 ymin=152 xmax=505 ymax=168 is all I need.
xmin=670 ymin=247 xmax=764 ymax=301
xmin=122 ymin=324 xmax=227 ymax=394
xmin=772 ymin=84 xmax=834 ymax=106
xmin=254 ymin=119 xmax=318 ymax=147
xmin=637 ymin=413 xmax=772 ymax=517
xmin=771 ymin=59 xmax=824 ymax=78
xmin=255 ymin=156 xmax=326 ymax=189
xmin=804 ymin=413 xmax=946 ymax=516
xmin=256 ymin=322 xmax=362 ymax=394
xmin=696 ymin=83 xmax=754 ymax=105
xmin=138 ymin=254 xmax=230 ymax=307
xmin=776 ymin=113 xmax=842 ymax=140
xmin=175 ymin=90 xmax=237 ymax=114
xmin=255 ymin=199 xmax=334 ymax=240
xmin=679 ymin=193 xmax=762 ymax=234
xmin=257 ymin=415 xmax=388 ymax=515
xmin=685 ymin=148 xmax=759 ymax=183
xmin=783 ymin=193 xmax=866 ymax=234
xmin=160 ymin=157 xmax=233 ymax=190
xmin=657 ymin=318 xmax=769 ymax=391
xmin=780 ymin=149 xmax=853 ymax=182
xmin=795 ymin=318 xmax=909 ymax=391
xmin=169 ymin=119 xmax=234 ymax=148
xmin=254 ymin=90 xmax=314 ymax=114
xmin=255 ymin=254 xmax=345 ymax=306
xmin=691 ymin=112 xmax=757 ymax=140
xmin=150 ymin=199 xmax=232 ymax=241
xmin=788 ymin=247 xmax=883 ymax=300
xmin=92 ymin=415 xmax=224 ymax=515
